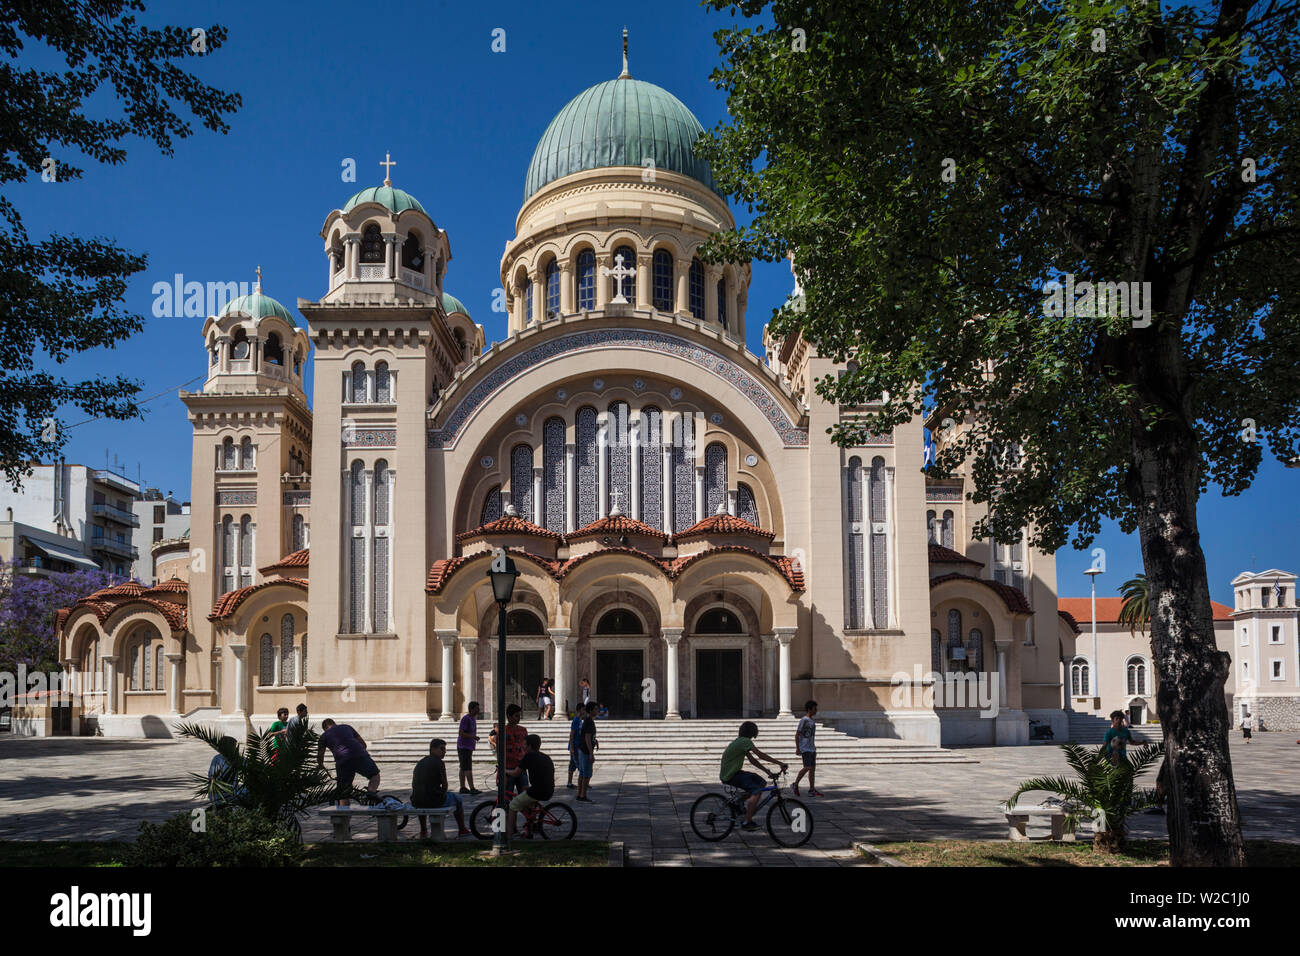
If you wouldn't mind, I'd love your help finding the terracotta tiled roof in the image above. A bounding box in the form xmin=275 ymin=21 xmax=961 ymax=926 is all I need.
xmin=455 ymin=514 xmax=563 ymax=542
xmin=1058 ymin=609 xmax=1081 ymax=634
xmin=100 ymin=581 xmax=147 ymax=597
xmin=567 ymin=514 xmax=669 ymax=542
xmin=669 ymin=545 xmax=806 ymax=592
xmin=61 ymin=594 xmax=188 ymax=631
xmin=928 ymin=544 xmax=981 ymax=566
xmin=209 ymin=577 xmax=308 ymax=621
xmin=425 ymin=550 xmax=563 ymax=594
xmin=144 ymin=576 xmax=189 ymax=595
xmin=674 ymin=513 xmax=776 ymax=542
xmin=1057 ymin=596 xmax=1234 ymax=624
xmin=558 ymin=546 xmax=671 ymax=580
xmin=260 ymin=548 xmax=309 ymax=575
xmin=55 ymin=608 xmax=70 ymax=630
xmin=929 ymin=572 xmax=1032 ymax=615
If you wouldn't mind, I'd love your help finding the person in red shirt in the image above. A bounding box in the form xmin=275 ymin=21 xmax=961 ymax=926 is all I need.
xmin=503 ymin=704 xmax=529 ymax=793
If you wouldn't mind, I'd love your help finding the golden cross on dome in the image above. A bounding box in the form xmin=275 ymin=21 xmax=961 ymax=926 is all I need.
xmin=380 ymin=152 xmax=396 ymax=186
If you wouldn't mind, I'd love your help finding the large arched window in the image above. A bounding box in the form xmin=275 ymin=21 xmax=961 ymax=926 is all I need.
xmin=230 ymin=328 xmax=249 ymax=361
xmin=374 ymin=361 xmax=391 ymax=402
xmin=481 ymin=486 xmax=503 ymax=525
xmin=638 ymin=406 xmax=663 ymax=529
xmin=263 ymin=332 xmax=282 ymax=365
xmin=524 ymin=277 xmax=534 ymax=324
xmin=672 ymin=413 xmax=696 ymax=533
xmin=1127 ymin=656 xmax=1147 ymax=695
xmin=360 ymin=224 xmax=384 ymax=263
xmin=844 ymin=456 xmax=865 ymax=629
xmin=705 ymin=442 xmax=728 ymax=517
xmin=612 ymin=245 xmax=636 ymax=302
xmin=506 ymin=609 xmax=545 ymax=634
xmin=737 ymin=483 xmax=759 ymax=526
xmin=1071 ymin=657 xmax=1091 ymax=696
xmin=239 ymin=515 xmax=253 ymax=587
xmin=351 ymin=361 xmax=367 ymax=403
xmin=689 ymin=258 xmax=705 ymax=319
xmin=717 ymin=277 xmax=728 ymax=331
xmin=869 ymin=457 xmax=889 ymax=626
xmin=348 ymin=460 xmax=366 ymax=633
xmin=652 ymin=249 xmax=674 ymax=311
xmin=259 ymin=633 xmax=274 ymax=686
xmin=577 ymin=250 xmax=596 ymax=311
xmin=511 ymin=444 xmax=534 ymax=519
xmin=239 ymin=437 xmax=254 ymax=470
xmin=607 ymin=403 xmax=630 ymax=515
xmin=292 ymin=513 xmax=306 ymax=551
xmin=695 ymin=607 xmax=743 ymax=634
xmin=543 ymin=417 xmax=566 ymax=532
xmin=545 ymin=260 xmax=560 ymax=319
xmin=576 ymin=406 xmax=599 ymax=528
xmin=281 ymin=613 xmax=296 ymax=686
xmin=597 ymin=609 xmax=642 ymax=634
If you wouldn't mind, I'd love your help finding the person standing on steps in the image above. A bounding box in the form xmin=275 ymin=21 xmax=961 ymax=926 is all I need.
xmin=566 ymin=702 xmax=586 ymax=789
xmin=576 ymin=700 xmax=598 ymax=802
xmin=457 ymin=700 xmax=482 ymax=795
xmin=578 ymin=677 xmax=592 ymax=708
xmin=791 ymin=700 xmax=822 ymax=797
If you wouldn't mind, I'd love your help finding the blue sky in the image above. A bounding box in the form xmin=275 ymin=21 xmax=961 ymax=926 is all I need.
xmin=12 ymin=0 xmax=1297 ymax=602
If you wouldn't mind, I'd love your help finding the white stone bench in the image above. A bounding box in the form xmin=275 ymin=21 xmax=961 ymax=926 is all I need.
xmin=317 ymin=804 xmax=450 ymax=843
xmin=1004 ymin=805 xmax=1075 ymax=842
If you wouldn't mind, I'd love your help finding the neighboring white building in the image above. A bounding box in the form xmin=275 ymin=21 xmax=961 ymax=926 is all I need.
xmin=1230 ymin=569 xmax=1300 ymax=730
xmin=132 ymin=490 xmax=190 ymax=584
xmin=0 ymin=462 xmax=140 ymax=577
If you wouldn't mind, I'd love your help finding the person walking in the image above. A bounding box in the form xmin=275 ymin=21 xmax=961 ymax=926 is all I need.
xmin=457 ymin=701 xmax=482 ymax=794
xmin=411 ymin=738 xmax=471 ymax=839
xmin=791 ymin=699 xmax=822 ymax=797
xmin=578 ymin=677 xmax=592 ymax=708
xmin=566 ymin=702 xmax=586 ymax=789
xmin=1242 ymin=711 xmax=1254 ymax=743
xmin=268 ymin=707 xmax=291 ymax=762
xmin=317 ymin=718 xmax=381 ymax=806
xmin=537 ymin=678 xmax=555 ymax=720
xmin=286 ymin=703 xmax=309 ymax=737
xmin=575 ymin=700 xmax=598 ymax=802
xmin=1102 ymin=710 xmax=1133 ymax=764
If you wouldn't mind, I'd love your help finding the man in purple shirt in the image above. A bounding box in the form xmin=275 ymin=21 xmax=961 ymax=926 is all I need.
xmin=457 ymin=701 xmax=482 ymax=795
xmin=317 ymin=718 xmax=381 ymax=806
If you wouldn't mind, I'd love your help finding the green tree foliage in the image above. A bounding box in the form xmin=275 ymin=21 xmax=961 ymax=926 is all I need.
xmin=0 ymin=1 xmax=241 ymax=488
xmin=699 ymin=0 xmax=1298 ymax=866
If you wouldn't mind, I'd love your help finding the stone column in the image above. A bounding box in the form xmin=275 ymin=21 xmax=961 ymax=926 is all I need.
xmin=437 ymin=630 xmax=457 ymax=719
xmin=65 ymin=659 xmax=79 ymax=703
xmin=597 ymin=414 xmax=608 ymax=519
xmin=995 ymin=640 xmax=1010 ymax=713
xmin=383 ymin=232 xmax=398 ymax=279
xmin=166 ymin=652 xmax=183 ymax=715
xmin=662 ymin=439 xmax=674 ymax=532
xmin=761 ymin=635 xmax=778 ymax=715
xmin=727 ymin=488 xmax=738 ymax=517
xmin=102 ymin=656 xmax=117 ymax=715
xmin=459 ymin=638 xmax=478 ymax=711
xmin=483 ymin=639 xmax=496 ymax=719
xmin=549 ymin=628 xmax=571 ymax=713
xmin=636 ymin=254 xmax=652 ymax=310
xmin=694 ymin=465 xmax=705 ymax=524
xmin=218 ymin=335 xmax=231 ymax=373
xmin=344 ymin=235 xmax=359 ymax=279
xmin=230 ymin=644 xmax=248 ymax=717
xmin=595 ymin=254 xmax=611 ymax=309
xmin=774 ymin=627 xmax=797 ymax=717
xmin=726 ymin=283 xmax=739 ymax=332
xmin=559 ymin=259 xmax=574 ymax=315
xmin=532 ymin=466 xmax=544 ymax=527
xmin=705 ymin=266 xmax=721 ymax=325
xmin=629 ymin=415 xmax=640 ymax=520
xmin=675 ymin=260 xmax=691 ymax=315
xmin=565 ymin=443 xmax=576 ymax=533
xmin=249 ymin=335 xmax=260 ymax=373
xmin=662 ymin=628 xmax=683 ymax=719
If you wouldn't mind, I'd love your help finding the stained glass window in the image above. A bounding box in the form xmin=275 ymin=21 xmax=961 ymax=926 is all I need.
xmin=281 ymin=614 xmax=295 ymax=686
xmin=141 ymin=633 xmax=151 ymax=690
xmin=360 ymin=224 xmax=384 ymax=263
xmin=652 ymin=249 xmax=673 ymax=311
xmin=372 ymin=535 xmax=389 ymax=632
xmin=942 ymin=510 xmax=955 ymax=549
xmin=511 ymin=444 xmax=534 ymax=519
xmin=155 ymin=644 xmax=164 ymax=691
xmin=576 ymin=406 xmax=598 ymax=527
xmin=966 ymin=628 xmax=983 ymax=673
xmin=221 ymin=515 xmax=234 ymax=576
xmin=869 ymin=457 xmax=888 ymax=627
xmin=612 ymin=245 xmax=636 ymax=302
xmin=239 ymin=514 xmax=252 ymax=567
xmin=222 ymin=438 xmax=235 ymax=471
xmin=350 ymin=461 xmax=365 ymax=527
xmin=375 ymin=362 xmax=391 ymax=402
xmin=240 ymin=437 xmax=254 ymax=469
xmin=638 ymin=406 xmax=662 ymax=529
xmin=543 ymin=417 xmax=566 ymax=532
xmin=545 ymin=260 xmax=560 ymax=318
xmin=845 ymin=457 xmax=865 ymax=628
xmin=259 ymin=634 xmax=274 ymax=686
xmin=705 ymin=443 xmax=728 ymax=517
xmin=689 ymin=258 xmax=704 ymax=319
xmin=525 ymin=278 xmax=534 ymax=324
xmin=349 ymin=536 xmax=366 ymax=633
xmin=931 ymin=629 xmax=942 ymax=673
xmin=717 ymin=277 xmax=728 ymax=331
xmin=128 ymin=643 xmax=139 ymax=690
xmin=947 ymin=609 xmax=962 ymax=650
xmin=481 ymin=486 xmax=503 ymax=525
xmin=292 ymin=514 xmax=305 ymax=551
xmin=608 ymin=403 xmax=630 ymax=515
xmin=577 ymin=250 xmax=595 ymax=311
xmin=672 ymin=413 xmax=696 ymax=533
xmin=351 ymin=362 xmax=367 ymax=403
xmin=374 ymin=460 xmax=389 ymax=525
xmin=737 ymin=483 xmax=759 ymax=526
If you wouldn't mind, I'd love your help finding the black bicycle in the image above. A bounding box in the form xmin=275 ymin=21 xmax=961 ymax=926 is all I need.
xmin=689 ymin=770 xmax=813 ymax=847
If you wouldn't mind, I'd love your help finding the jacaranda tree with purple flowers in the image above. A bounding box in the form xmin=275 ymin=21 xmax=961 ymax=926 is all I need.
xmin=0 ymin=562 xmax=120 ymax=672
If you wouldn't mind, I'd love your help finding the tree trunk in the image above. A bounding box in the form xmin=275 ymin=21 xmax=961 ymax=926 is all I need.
xmin=1128 ymin=424 xmax=1246 ymax=866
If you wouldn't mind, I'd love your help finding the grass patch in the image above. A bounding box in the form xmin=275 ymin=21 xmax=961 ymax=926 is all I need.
xmin=0 ymin=839 xmax=608 ymax=867
xmin=869 ymin=839 xmax=1300 ymax=867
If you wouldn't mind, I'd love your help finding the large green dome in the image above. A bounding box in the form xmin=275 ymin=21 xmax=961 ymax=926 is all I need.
xmin=523 ymin=77 xmax=719 ymax=201
xmin=219 ymin=291 xmax=299 ymax=326
xmin=343 ymin=184 xmax=427 ymax=216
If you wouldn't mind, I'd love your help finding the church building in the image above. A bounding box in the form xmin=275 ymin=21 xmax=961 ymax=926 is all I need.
xmin=56 ymin=44 xmax=1077 ymax=747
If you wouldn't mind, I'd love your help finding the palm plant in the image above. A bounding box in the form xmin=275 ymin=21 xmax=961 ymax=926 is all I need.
xmin=177 ymin=720 xmax=367 ymax=840
xmin=1005 ymin=742 xmax=1164 ymax=852
xmin=1117 ymin=573 xmax=1151 ymax=637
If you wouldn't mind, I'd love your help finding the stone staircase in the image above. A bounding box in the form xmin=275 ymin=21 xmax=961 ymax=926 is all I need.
xmin=365 ymin=717 xmax=977 ymax=766
xmin=1066 ymin=712 xmax=1165 ymax=744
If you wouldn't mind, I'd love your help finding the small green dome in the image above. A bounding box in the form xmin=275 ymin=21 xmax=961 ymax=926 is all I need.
xmin=219 ymin=291 xmax=298 ymax=325
xmin=442 ymin=291 xmax=471 ymax=319
xmin=343 ymin=184 xmax=427 ymax=216
xmin=524 ymin=77 xmax=719 ymax=201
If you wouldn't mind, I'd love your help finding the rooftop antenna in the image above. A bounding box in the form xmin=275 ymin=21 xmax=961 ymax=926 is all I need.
xmin=619 ymin=27 xmax=630 ymax=78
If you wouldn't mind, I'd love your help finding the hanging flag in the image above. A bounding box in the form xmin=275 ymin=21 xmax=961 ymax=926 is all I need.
xmin=1274 ymin=578 xmax=1284 ymax=605
xmin=922 ymin=428 xmax=935 ymax=471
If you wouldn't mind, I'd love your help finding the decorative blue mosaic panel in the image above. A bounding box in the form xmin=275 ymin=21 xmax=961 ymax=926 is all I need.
xmin=217 ymin=490 xmax=256 ymax=506
xmin=344 ymin=428 xmax=396 ymax=448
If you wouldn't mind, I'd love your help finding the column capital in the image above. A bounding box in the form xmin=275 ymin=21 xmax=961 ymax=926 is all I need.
xmin=228 ymin=644 xmax=248 ymax=659
xmin=458 ymin=636 xmax=479 ymax=649
xmin=548 ymin=627 xmax=572 ymax=644
xmin=165 ymin=652 xmax=184 ymax=662
xmin=994 ymin=638 xmax=1014 ymax=650
xmin=760 ymin=633 xmax=777 ymax=647
xmin=773 ymin=627 xmax=797 ymax=644
xmin=435 ymin=629 xmax=459 ymax=647
xmin=661 ymin=626 xmax=684 ymax=644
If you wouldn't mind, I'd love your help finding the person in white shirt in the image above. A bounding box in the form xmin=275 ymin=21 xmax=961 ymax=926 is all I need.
xmin=792 ymin=700 xmax=822 ymax=797
xmin=1242 ymin=712 xmax=1254 ymax=743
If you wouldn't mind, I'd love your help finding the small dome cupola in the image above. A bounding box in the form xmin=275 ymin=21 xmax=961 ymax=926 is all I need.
xmin=320 ymin=152 xmax=450 ymax=306
xmin=201 ymin=266 xmax=309 ymax=397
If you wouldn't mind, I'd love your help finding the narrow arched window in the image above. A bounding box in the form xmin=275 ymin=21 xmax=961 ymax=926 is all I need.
xmin=481 ymin=486 xmax=503 ymax=525
xmin=524 ymin=277 xmax=534 ymax=324
xmin=942 ymin=510 xmax=955 ymax=549
xmin=638 ymin=406 xmax=662 ymax=529
xmin=737 ymin=483 xmax=759 ymax=526
xmin=350 ymin=461 xmax=365 ymax=527
xmin=360 ymin=224 xmax=384 ymax=263
xmin=869 ymin=457 xmax=888 ymax=626
xmin=331 ymin=242 xmax=345 ymax=274
xmin=348 ymin=461 xmax=366 ymax=633
xmin=927 ymin=510 xmax=937 ymax=544
xmin=128 ymin=641 xmax=140 ymax=691
xmin=543 ymin=417 xmax=566 ymax=532
xmin=292 ymin=513 xmax=305 ymax=551
xmin=931 ymin=629 xmax=942 ymax=673
xmin=577 ymin=250 xmax=596 ymax=311
xmin=608 ymin=403 xmax=630 ymax=516
xmin=576 ymin=406 xmax=599 ymax=527
xmin=155 ymin=644 xmax=164 ymax=691
xmin=652 ymin=249 xmax=674 ymax=311
xmin=373 ymin=459 xmax=392 ymax=630
xmin=612 ymin=245 xmax=636 ymax=302
xmin=264 ymin=332 xmax=282 ymax=366
xmin=511 ymin=444 xmax=534 ymax=519
xmin=221 ymin=515 xmax=234 ymax=592
xmin=689 ymin=258 xmax=705 ymax=319
xmin=374 ymin=361 xmax=391 ymax=402
xmin=300 ymin=635 xmax=308 ymax=682
xmin=221 ymin=437 xmax=236 ymax=471
xmin=351 ymin=361 xmax=367 ymax=403
xmin=239 ymin=515 xmax=253 ymax=587
xmin=373 ymin=460 xmax=389 ymax=525
xmin=966 ymin=628 xmax=984 ymax=673
xmin=545 ymin=260 xmax=560 ymax=319
xmin=140 ymin=632 xmax=151 ymax=690
xmin=281 ymin=613 xmax=295 ymax=686
xmin=240 ymin=437 xmax=254 ymax=470
xmin=231 ymin=329 xmax=249 ymax=361
xmin=844 ymin=456 xmax=865 ymax=629
xmin=717 ymin=277 xmax=728 ymax=331
xmin=705 ymin=442 xmax=728 ymax=517
xmin=260 ymin=633 xmax=274 ymax=686
xmin=672 ymin=413 xmax=696 ymax=533
xmin=401 ymin=232 xmax=423 ymax=271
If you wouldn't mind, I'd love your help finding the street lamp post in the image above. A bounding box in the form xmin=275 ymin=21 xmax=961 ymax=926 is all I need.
xmin=1085 ymin=566 xmax=1103 ymax=707
xmin=486 ymin=549 xmax=518 ymax=856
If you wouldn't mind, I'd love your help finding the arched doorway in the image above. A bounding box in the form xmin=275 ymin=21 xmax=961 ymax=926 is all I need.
xmin=692 ymin=607 xmax=745 ymax=718
xmin=593 ymin=608 xmax=648 ymax=719
xmin=503 ymin=608 xmax=546 ymax=714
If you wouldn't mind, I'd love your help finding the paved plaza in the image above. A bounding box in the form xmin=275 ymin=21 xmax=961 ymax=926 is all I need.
xmin=0 ymin=733 xmax=1296 ymax=866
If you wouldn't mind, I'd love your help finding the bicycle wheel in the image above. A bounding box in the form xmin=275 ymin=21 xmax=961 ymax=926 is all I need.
xmin=469 ymin=799 xmax=500 ymax=841
xmin=536 ymin=802 xmax=576 ymax=840
xmin=690 ymin=793 xmax=736 ymax=842
xmin=766 ymin=796 xmax=813 ymax=848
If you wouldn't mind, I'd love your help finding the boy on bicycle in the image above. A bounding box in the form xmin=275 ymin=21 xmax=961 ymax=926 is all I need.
xmin=720 ymin=721 xmax=787 ymax=831
xmin=505 ymin=734 xmax=555 ymax=839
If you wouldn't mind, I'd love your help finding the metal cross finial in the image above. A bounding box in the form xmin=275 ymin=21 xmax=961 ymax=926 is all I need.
xmin=610 ymin=487 xmax=625 ymax=516
xmin=601 ymin=252 xmax=636 ymax=304
xmin=380 ymin=152 xmax=396 ymax=186
xmin=620 ymin=27 xmax=630 ymax=78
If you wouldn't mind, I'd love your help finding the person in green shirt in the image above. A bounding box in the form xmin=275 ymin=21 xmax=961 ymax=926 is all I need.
xmin=268 ymin=707 xmax=290 ymax=763
xmin=1102 ymin=711 xmax=1133 ymax=764
xmin=720 ymin=721 xmax=787 ymax=831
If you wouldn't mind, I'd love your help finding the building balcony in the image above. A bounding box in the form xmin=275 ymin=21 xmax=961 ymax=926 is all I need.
xmin=92 ymin=503 xmax=140 ymax=527
xmin=91 ymin=538 xmax=138 ymax=560
xmin=92 ymin=470 xmax=140 ymax=496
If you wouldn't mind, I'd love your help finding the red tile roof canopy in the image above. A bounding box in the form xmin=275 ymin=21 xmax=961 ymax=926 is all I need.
xmin=928 ymin=544 xmax=982 ymax=567
xmin=567 ymin=515 xmax=669 ymax=542
xmin=1058 ymin=609 xmax=1081 ymax=634
xmin=209 ymin=578 xmax=308 ymax=621
xmin=929 ymin=572 xmax=1032 ymax=615
xmin=674 ymin=513 xmax=775 ymax=542
xmin=455 ymin=514 xmax=563 ymax=542
xmin=260 ymin=548 xmax=309 ymax=575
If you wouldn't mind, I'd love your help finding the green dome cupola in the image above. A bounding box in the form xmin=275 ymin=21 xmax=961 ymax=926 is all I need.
xmin=343 ymin=152 xmax=428 ymax=215
xmin=218 ymin=269 xmax=299 ymax=326
xmin=523 ymin=38 xmax=718 ymax=201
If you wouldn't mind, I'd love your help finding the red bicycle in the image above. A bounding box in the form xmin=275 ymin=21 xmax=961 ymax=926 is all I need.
xmin=469 ymin=785 xmax=576 ymax=840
